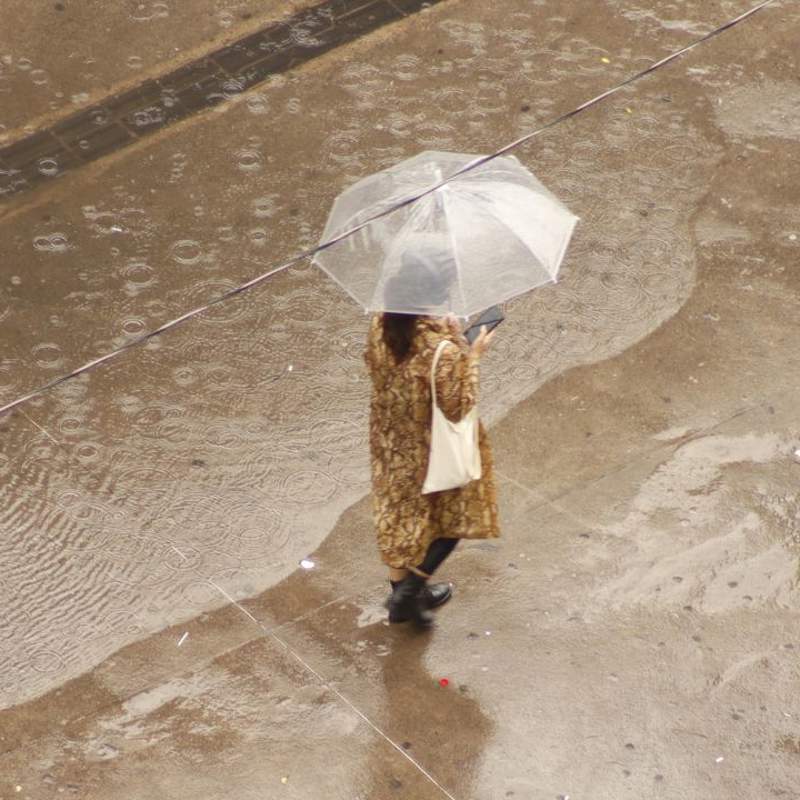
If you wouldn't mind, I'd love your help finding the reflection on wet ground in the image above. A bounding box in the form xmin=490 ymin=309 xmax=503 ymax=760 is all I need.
xmin=1 ymin=0 xmax=800 ymax=796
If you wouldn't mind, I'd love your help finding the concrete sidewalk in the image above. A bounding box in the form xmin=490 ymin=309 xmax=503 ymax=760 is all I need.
xmin=1 ymin=0 xmax=799 ymax=797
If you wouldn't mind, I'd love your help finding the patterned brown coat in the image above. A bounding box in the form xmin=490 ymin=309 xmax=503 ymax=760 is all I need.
xmin=364 ymin=314 xmax=500 ymax=569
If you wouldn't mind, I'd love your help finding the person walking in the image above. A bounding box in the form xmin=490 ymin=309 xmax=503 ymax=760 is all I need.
xmin=364 ymin=254 xmax=500 ymax=629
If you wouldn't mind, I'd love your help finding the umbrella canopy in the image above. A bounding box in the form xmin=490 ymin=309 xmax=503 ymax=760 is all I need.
xmin=314 ymin=151 xmax=578 ymax=318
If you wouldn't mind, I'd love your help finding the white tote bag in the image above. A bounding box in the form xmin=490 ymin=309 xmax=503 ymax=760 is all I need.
xmin=421 ymin=340 xmax=482 ymax=494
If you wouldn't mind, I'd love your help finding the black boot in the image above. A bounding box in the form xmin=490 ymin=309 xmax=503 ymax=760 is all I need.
xmin=386 ymin=581 xmax=453 ymax=614
xmin=388 ymin=573 xmax=434 ymax=628
xmin=423 ymin=581 xmax=453 ymax=609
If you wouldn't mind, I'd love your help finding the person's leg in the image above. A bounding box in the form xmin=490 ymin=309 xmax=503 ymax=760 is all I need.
xmin=388 ymin=567 xmax=433 ymax=627
xmin=413 ymin=538 xmax=457 ymax=611
xmin=388 ymin=567 xmax=408 ymax=584
xmin=387 ymin=538 xmax=457 ymax=587
xmin=387 ymin=539 xmax=459 ymax=625
xmin=417 ymin=537 xmax=459 ymax=576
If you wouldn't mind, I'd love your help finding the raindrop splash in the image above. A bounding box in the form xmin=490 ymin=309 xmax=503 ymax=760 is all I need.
xmin=33 ymin=233 xmax=69 ymax=252
xmin=170 ymin=239 xmax=203 ymax=265
xmin=38 ymin=158 xmax=58 ymax=178
xmin=235 ymin=149 xmax=262 ymax=172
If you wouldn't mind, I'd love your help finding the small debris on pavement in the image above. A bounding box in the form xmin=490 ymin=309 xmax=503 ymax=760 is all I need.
xmin=177 ymin=632 xmax=188 ymax=647
xmin=439 ymin=678 xmax=450 ymax=687
xmin=716 ymin=756 xmax=725 ymax=763
xmin=601 ymin=56 xmax=610 ymax=63
xmin=281 ymin=776 xmax=289 ymax=784
xmin=300 ymin=558 xmax=315 ymax=569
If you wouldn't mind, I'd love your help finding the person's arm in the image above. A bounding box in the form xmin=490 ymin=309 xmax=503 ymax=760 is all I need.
xmin=433 ymin=324 xmax=493 ymax=422
xmin=434 ymin=340 xmax=479 ymax=422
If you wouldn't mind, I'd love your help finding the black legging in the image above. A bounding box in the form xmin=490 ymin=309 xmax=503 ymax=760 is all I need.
xmin=418 ymin=537 xmax=459 ymax=576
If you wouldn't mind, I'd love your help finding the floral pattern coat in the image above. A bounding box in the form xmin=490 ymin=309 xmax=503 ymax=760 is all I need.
xmin=364 ymin=314 xmax=500 ymax=569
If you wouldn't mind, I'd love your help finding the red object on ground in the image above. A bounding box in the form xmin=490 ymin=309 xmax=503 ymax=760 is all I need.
xmin=439 ymin=678 xmax=449 ymax=687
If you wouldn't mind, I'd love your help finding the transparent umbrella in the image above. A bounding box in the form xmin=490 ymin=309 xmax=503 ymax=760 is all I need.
xmin=313 ymin=150 xmax=578 ymax=318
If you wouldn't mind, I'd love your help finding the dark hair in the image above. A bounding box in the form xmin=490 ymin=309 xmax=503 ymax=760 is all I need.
xmin=383 ymin=313 xmax=419 ymax=362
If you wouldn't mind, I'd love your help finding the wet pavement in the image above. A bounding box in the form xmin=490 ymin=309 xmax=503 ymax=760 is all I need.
xmin=0 ymin=0 xmax=323 ymax=138
xmin=1 ymin=0 xmax=800 ymax=797
xmin=0 ymin=0 xmax=445 ymax=198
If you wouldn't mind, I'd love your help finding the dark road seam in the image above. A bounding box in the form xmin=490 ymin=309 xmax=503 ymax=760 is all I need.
xmin=0 ymin=0 xmax=444 ymax=201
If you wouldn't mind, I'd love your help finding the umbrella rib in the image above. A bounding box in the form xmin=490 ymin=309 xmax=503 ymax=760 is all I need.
xmin=459 ymin=180 xmax=577 ymax=281
xmin=326 ymin=191 xmax=419 ymax=246
xmin=476 ymin=197 xmax=560 ymax=282
xmin=439 ymin=188 xmax=468 ymax=317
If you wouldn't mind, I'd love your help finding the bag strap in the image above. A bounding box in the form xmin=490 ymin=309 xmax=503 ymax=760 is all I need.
xmin=429 ymin=339 xmax=453 ymax=410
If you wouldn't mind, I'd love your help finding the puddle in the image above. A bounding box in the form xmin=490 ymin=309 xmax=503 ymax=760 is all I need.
xmin=714 ymin=80 xmax=800 ymax=141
